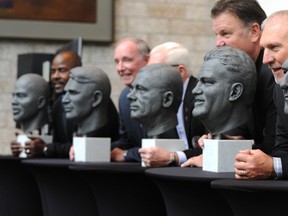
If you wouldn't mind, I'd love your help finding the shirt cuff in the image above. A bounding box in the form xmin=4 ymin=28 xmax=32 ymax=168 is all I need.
xmin=273 ymin=157 xmax=282 ymax=178
xmin=176 ymin=151 xmax=187 ymax=165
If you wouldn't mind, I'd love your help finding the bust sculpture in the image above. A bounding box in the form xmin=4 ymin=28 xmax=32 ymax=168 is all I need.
xmin=62 ymin=66 xmax=111 ymax=135
xmin=280 ymin=59 xmax=288 ymax=114
xmin=192 ymin=46 xmax=257 ymax=137
xmin=12 ymin=73 xmax=50 ymax=134
xmin=128 ymin=63 xmax=183 ymax=137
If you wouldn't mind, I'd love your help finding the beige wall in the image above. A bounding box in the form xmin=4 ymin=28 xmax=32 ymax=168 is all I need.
xmin=0 ymin=0 xmax=217 ymax=154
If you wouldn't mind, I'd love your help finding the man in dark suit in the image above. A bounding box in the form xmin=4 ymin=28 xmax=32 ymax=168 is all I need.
xmin=111 ymin=37 xmax=150 ymax=162
xmin=138 ymin=42 xmax=206 ymax=167
xmin=234 ymin=10 xmax=288 ymax=180
xmin=47 ymin=50 xmax=83 ymax=157
xmin=181 ymin=0 xmax=277 ymax=167
xmin=209 ymin=0 xmax=277 ymax=154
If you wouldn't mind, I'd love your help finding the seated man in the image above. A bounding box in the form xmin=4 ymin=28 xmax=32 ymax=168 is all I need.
xmin=11 ymin=73 xmax=50 ymax=156
xmin=128 ymin=63 xmax=183 ymax=165
xmin=64 ymin=66 xmax=120 ymax=160
xmin=181 ymin=45 xmax=257 ymax=167
xmin=234 ymin=10 xmax=288 ymax=180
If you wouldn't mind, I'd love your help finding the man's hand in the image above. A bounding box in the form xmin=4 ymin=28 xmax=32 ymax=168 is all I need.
xmin=11 ymin=140 xmax=22 ymax=157
xmin=139 ymin=146 xmax=173 ymax=167
xmin=111 ymin=147 xmax=127 ymax=161
xmin=69 ymin=145 xmax=75 ymax=161
xmin=181 ymin=154 xmax=203 ymax=167
xmin=24 ymin=136 xmax=46 ymax=158
xmin=234 ymin=149 xmax=276 ymax=179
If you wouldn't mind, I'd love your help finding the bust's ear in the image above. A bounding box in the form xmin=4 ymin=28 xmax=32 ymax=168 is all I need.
xmin=37 ymin=96 xmax=46 ymax=109
xmin=162 ymin=91 xmax=173 ymax=108
xmin=92 ymin=90 xmax=103 ymax=107
xmin=229 ymin=83 xmax=243 ymax=102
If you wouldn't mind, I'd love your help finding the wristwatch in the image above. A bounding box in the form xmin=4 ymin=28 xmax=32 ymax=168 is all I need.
xmin=43 ymin=146 xmax=48 ymax=154
xmin=123 ymin=150 xmax=128 ymax=158
xmin=169 ymin=152 xmax=176 ymax=164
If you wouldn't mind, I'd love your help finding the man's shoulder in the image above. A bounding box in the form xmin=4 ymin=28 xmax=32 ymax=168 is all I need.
xmin=120 ymin=86 xmax=130 ymax=97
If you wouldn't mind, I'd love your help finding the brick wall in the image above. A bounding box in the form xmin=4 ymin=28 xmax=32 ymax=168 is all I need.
xmin=0 ymin=0 xmax=217 ymax=154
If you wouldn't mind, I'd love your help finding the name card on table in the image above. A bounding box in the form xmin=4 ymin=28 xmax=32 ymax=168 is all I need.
xmin=73 ymin=137 xmax=111 ymax=162
xmin=141 ymin=139 xmax=185 ymax=167
xmin=202 ymin=139 xmax=253 ymax=172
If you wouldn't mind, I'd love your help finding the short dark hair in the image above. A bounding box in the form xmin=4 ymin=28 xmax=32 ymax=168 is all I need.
xmin=54 ymin=50 xmax=82 ymax=68
xmin=211 ymin=0 xmax=267 ymax=27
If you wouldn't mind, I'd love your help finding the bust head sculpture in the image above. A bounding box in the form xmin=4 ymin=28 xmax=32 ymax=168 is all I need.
xmin=192 ymin=46 xmax=257 ymax=136
xmin=62 ymin=66 xmax=111 ymax=135
xmin=128 ymin=63 xmax=183 ymax=137
xmin=12 ymin=73 xmax=50 ymax=133
xmin=280 ymin=59 xmax=288 ymax=114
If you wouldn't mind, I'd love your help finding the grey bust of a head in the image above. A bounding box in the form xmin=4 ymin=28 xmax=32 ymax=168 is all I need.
xmin=12 ymin=73 xmax=50 ymax=133
xmin=128 ymin=63 xmax=183 ymax=137
xmin=62 ymin=66 xmax=111 ymax=135
xmin=192 ymin=46 xmax=257 ymax=136
xmin=280 ymin=59 xmax=288 ymax=114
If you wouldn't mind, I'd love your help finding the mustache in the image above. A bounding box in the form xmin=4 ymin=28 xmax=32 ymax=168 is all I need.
xmin=52 ymin=80 xmax=66 ymax=85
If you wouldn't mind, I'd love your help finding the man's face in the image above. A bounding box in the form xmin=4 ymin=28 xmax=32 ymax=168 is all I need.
xmin=192 ymin=59 xmax=232 ymax=121
xmin=62 ymin=79 xmax=94 ymax=121
xmin=12 ymin=80 xmax=39 ymax=123
xmin=114 ymin=40 xmax=148 ymax=86
xmin=50 ymin=53 xmax=75 ymax=94
xmin=260 ymin=17 xmax=288 ymax=84
xmin=127 ymin=72 xmax=163 ymax=121
xmin=212 ymin=12 xmax=255 ymax=60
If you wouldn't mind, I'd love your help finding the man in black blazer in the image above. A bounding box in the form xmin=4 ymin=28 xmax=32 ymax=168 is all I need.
xmin=181 ymin=0 xmax=277 ymax=167
xmin=138 ymin=42 xmax=206 ymax=167
xmin=234 ymin=10 xmax=288 ymax=180
xmin=211 ymin=0 xmax=276 ymax=154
